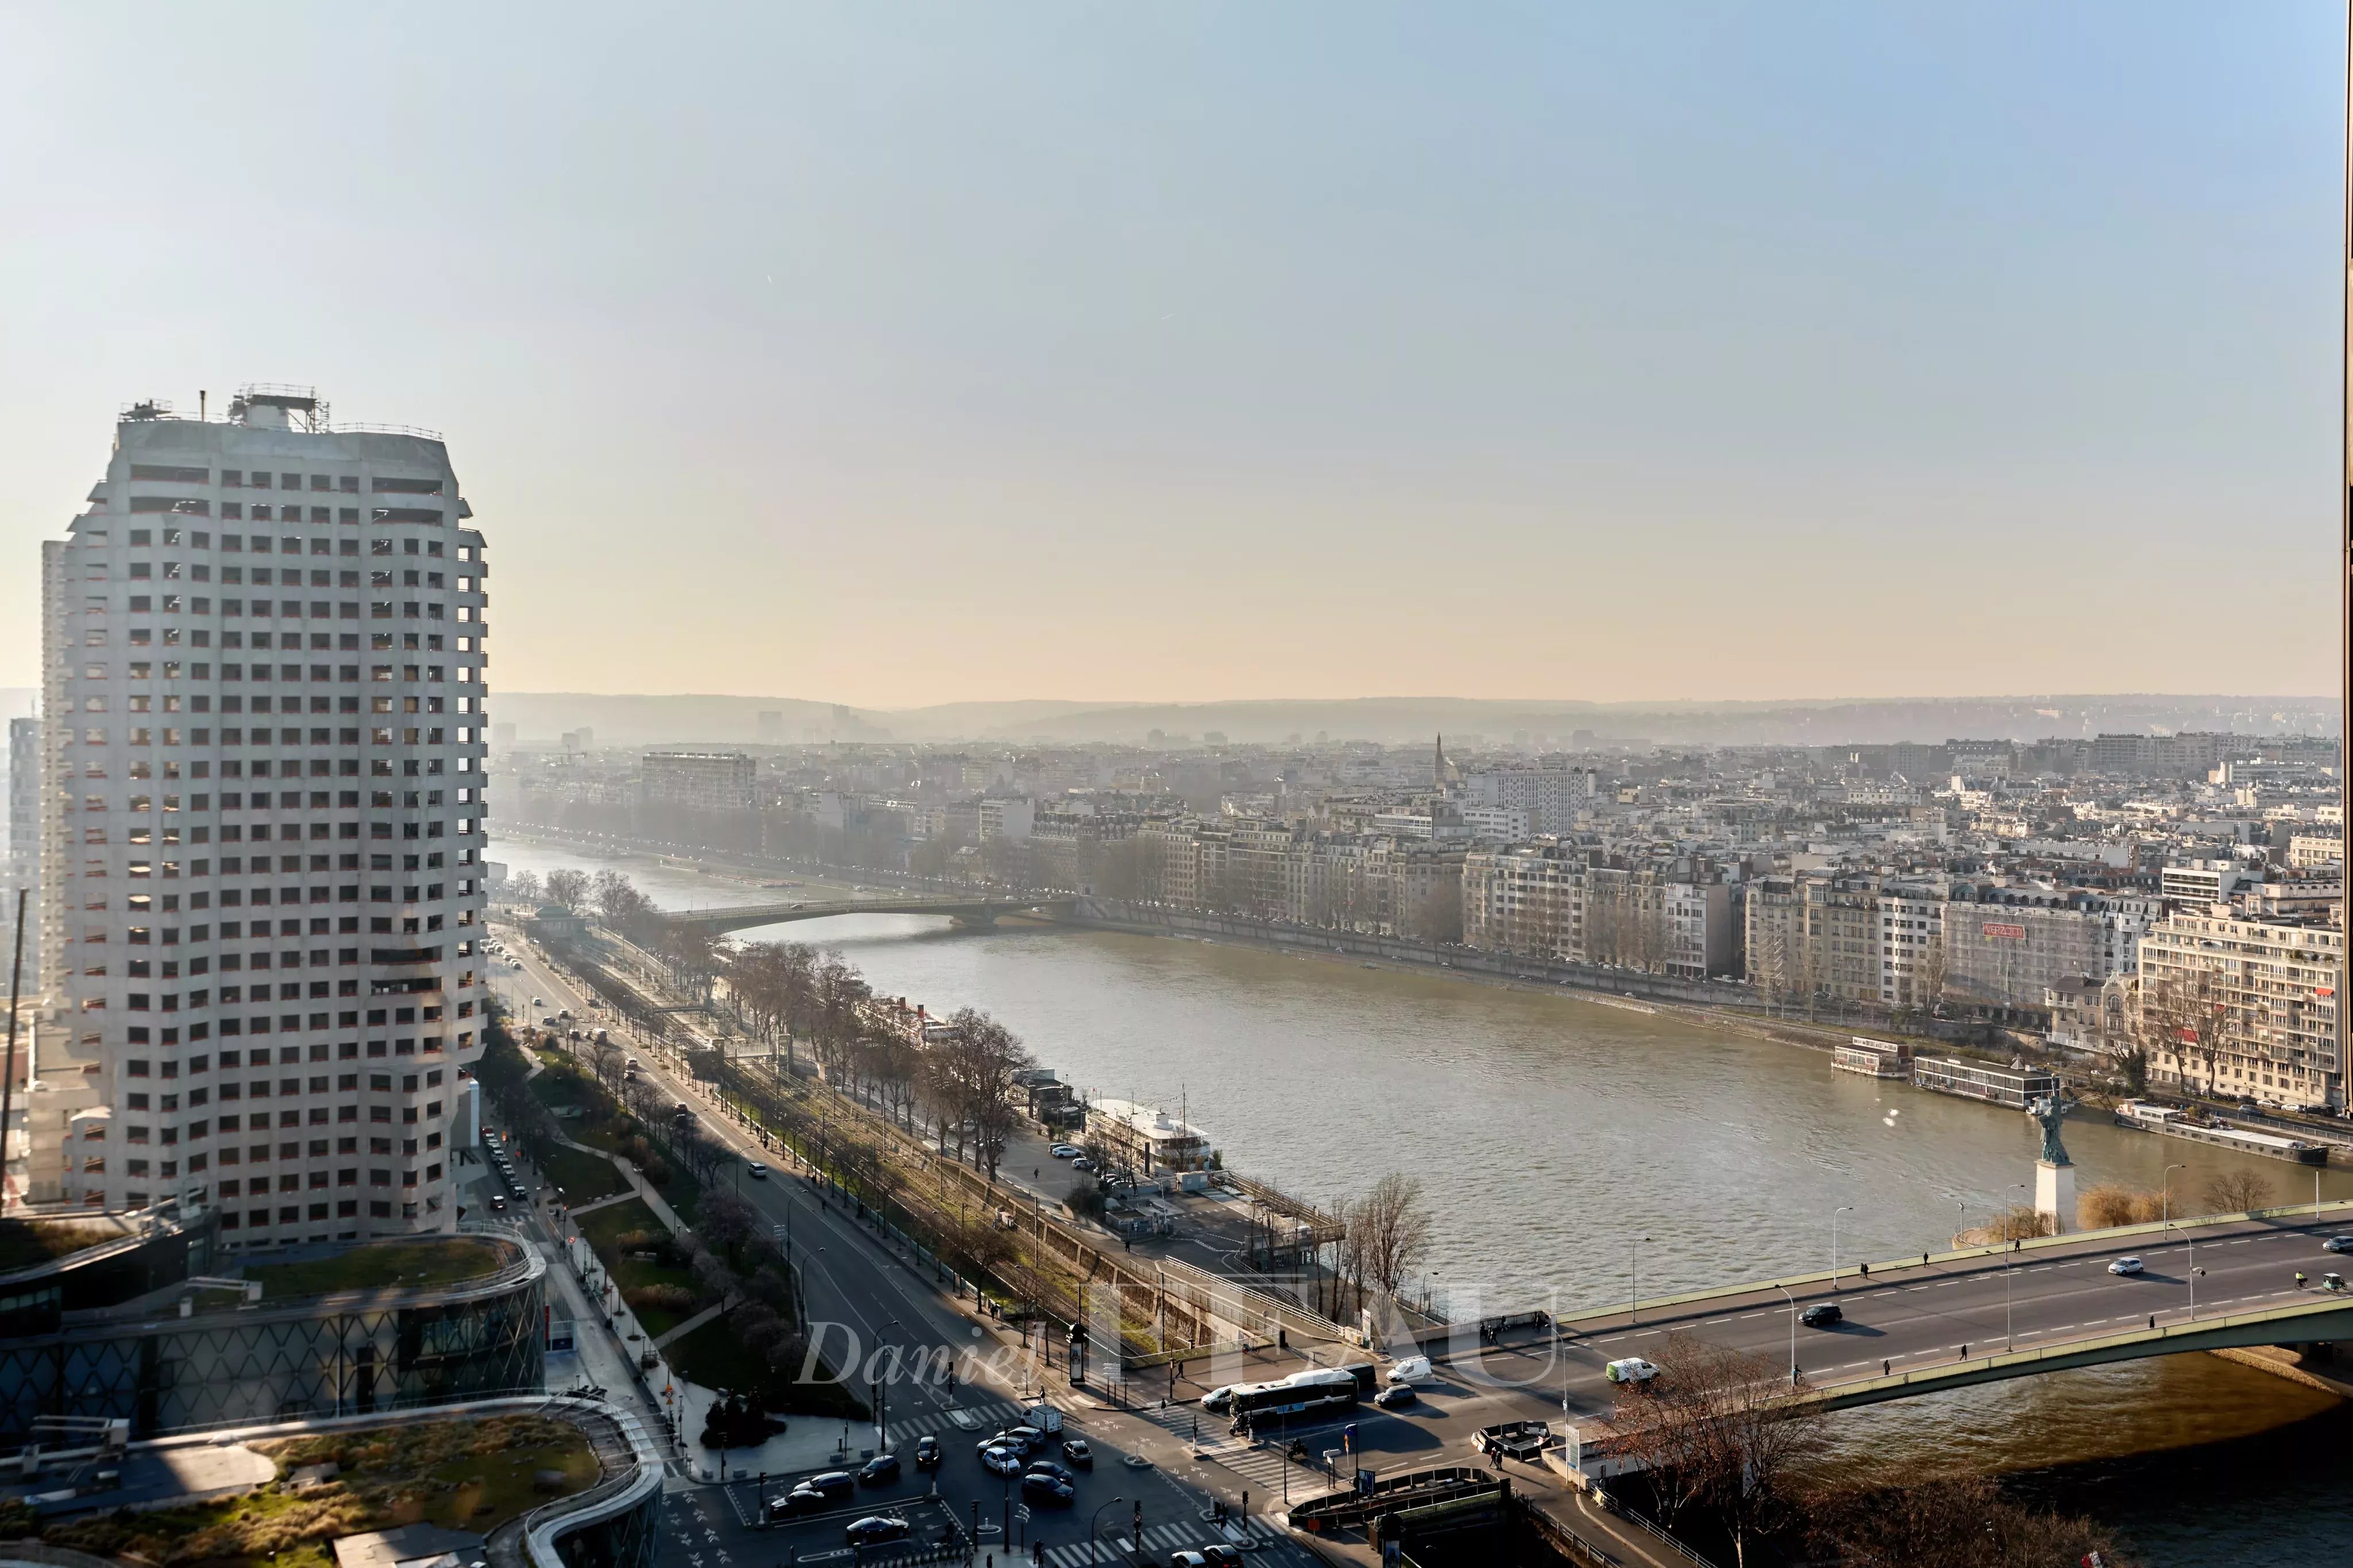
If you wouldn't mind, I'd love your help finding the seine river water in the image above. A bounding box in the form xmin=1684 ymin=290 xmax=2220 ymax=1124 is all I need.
xmin=496 ymin=838 xmax=2353 ymax=1561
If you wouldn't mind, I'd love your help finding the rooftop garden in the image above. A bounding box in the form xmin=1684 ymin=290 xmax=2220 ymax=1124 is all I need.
xmin=0 ymin=1215 xmax=133 ymax=1274
xmin=29 ymin=1414 xmax=598 ymax=1568
xmin=241 ymin=1237 xmax=507 ymax=1299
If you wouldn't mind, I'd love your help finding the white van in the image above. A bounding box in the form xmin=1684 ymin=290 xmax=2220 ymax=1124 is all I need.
xmin=1386 ymin=1355 xmax=1433 ymax=1385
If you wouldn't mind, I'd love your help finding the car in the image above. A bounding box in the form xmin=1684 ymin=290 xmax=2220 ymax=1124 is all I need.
xmin=1024 ymin=1459 xmax=1078 ymax=1486
xmin=1201 ymin=1386 xmax=1238 ymax=1413
xmin=1800 ymin=1303 xmax=1843 ymax=1328
xmin=1170 ymin=1555 xmax=1208 ymax=1568
xmin=488 ymin=1194 xmax=507 ymax=1212
xmin=1071 ymin=1156 xmax=1096 ymax=1172
xmin=1050 ymin=1145 xmax=1082 ymax=1158
xmin=765 ymin=1488 xmax=825 ymax=1520
xmin=1020 ymin=1470 xmax=1075 ymax=1505
xmin=531 ymin=997 xmax=545 ymax=1009
xmin=1060 ymin=1438 xmax=1093 ymax=1468
xmin=977 ymin=1443 xmax=1024 ymax=1477
xmin=747 ymin=1163 xmax=770 ymax=1180
xmin=857 ymin=1453 xmax=900 ymax=1485
xmin=2109 ymin=1256 xmax=2145 ymax=1276
xmin=992 ymin=1426 xmax=1046 ymax=1453
xmin=913 ymin=1435 xmax=941 ymax=1470
xmin=1604 ymin=1357 xmax=1660 ymax=1385
xmin=1200 ymin=1548 xmax=1244 ymax=1567
xmin=1374 ymin=1384 xmax=1416 ymax=1409
xmin=1387 ymin=1355 xmax=1432 ymax=1384
xmin=2324 ymin=1237 xmax=2353 ymax=1254
xmin=843 ymin=1516 xmax=909 ymax=1546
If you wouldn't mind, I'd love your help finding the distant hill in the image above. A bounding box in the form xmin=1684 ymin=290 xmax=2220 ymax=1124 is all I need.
xmin=491 ymin=691 xmax=2337 ymax=748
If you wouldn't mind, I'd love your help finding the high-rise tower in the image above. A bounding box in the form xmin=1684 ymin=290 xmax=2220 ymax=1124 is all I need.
xmin=41 ymin=386 xmax=492 ymax=1241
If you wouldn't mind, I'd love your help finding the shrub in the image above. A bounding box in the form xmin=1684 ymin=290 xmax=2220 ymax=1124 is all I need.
xmin=625 ymin=1283 xmax=698 ymax=1314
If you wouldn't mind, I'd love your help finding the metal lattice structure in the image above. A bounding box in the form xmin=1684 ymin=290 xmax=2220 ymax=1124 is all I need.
xmin=0 ymin=1252 xmax=545 ymax=1442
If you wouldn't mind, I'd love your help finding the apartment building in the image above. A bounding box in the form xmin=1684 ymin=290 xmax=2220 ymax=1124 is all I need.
xmin=1942 ymin=884 xmax=2156 ymax=1026
xmin=41 ymin=388 xmax=491 ymax=1238
xmin=2136 ymin=910 xmax=2343 ymax=1109
xmin=641 ymin=750 xmax=755 ymax=812
xmin=1462 ymin=843 xmax=1587 ymax=962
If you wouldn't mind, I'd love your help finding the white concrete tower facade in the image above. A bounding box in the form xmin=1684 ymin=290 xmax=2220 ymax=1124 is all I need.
xmin=41 ymin=387 xmax=491 ymax=1243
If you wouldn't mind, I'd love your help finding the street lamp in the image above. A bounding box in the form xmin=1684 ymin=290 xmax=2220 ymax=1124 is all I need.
xmin=1773 ymin=1284 xmax=1799 ymax=1387
xmin=2005 ymin=1182 xmax=2028 ymax=1351
xmin=1831 ymin=1205 xmax=1854 ymax=1291
xmin=1629 ymin=1235 xmax=1653 ymax=1325
xmin=2162 ymin=1164 xmax=2185 ymax=1225
xmin=1088 ymin=1497 xmax=1127 ymax=1566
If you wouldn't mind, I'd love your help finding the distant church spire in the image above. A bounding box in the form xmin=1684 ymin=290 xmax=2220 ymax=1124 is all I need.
xmin=1434 ymin=733 xmax=1460 ymax=786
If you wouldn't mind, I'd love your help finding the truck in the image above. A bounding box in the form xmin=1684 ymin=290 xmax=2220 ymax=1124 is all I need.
xmin=1024 ymin=1404 xmax=1063 ymax=1435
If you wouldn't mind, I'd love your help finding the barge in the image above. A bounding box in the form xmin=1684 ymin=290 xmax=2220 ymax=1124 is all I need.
xmin=2115 ymin=1100 xmax=2329 ymax=1166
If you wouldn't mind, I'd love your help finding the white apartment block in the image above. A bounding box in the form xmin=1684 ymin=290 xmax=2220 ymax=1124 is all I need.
xmin=641 ymin=750 xmax=755 ymax=812
xmin=1876 ymin=893 xmax=1943 ymax=1008
xmin=2137 ymin=911 xmax=2343 ymax=1110
xmin=42 ymin=388 xmax=491 ymax=1240
xmin=1460 ymin=767 xmax=1596 ymax=834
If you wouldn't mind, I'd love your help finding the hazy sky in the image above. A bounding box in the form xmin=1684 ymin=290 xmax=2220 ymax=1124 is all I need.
xmin=1 ymin=4 xmax=2341 ymax=708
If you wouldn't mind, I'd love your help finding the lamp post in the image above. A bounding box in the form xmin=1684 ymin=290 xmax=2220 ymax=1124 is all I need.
xmin=1831 ymin=1205 xmax=1854 ymax=1291
xmin=2006 ymin=1182 xmax=2027 ymax=1350
xmin=1089 ymin=1497 xmax=1127 ymax=1566
xmin=2162 ymin=1163 xmax=2185 ymax=1224
xmin=1629 ymin=1235 xmax=1652 ymax=1325
xmin=1773 ymin=1284 xmax=1798 ymax=1387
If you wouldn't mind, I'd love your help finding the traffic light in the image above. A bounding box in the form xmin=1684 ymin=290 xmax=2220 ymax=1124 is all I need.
xmin=1132 ymin=1501 xmax=1142 ymax=1540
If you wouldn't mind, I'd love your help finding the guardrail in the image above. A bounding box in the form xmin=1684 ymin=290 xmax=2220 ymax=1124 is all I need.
xmin=1604 ymin=1497 xmax=1719 ymax=1568
xmin=1152 ymin=1256 xmax=1349 ymax=1347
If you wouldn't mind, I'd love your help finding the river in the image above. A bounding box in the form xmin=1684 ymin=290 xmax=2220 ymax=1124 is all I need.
xmin=495 ymin=837 xmax=2353 ymax=1562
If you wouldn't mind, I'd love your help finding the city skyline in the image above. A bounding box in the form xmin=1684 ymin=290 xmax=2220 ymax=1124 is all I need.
xmin=2 ymin=3 xmax=2344 ymax=706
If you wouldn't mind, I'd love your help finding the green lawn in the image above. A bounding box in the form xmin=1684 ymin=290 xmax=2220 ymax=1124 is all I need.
xmin=39 ymin=1415 xmax=595 ymax=1568
xmin=0 ymin=1216 xmax=129 ymax=1273
xmin=665 ymin=1312 xmax=869 ymax=1420
xmin=243 ymin=1238 xmax=504 ymax=1299
xmin=578 ymin=1198 xmax=700 ymax=1337
xmin=543 ymin=1143 xmax=628 ymax=1204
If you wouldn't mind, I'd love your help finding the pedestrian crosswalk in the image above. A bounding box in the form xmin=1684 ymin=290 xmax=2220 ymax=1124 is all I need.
xmin=1124 ymin=1402 xmax=1326 ymax=1496
xmin=1037 ymin=1515 xmax=1291 ymax=1567
xmin=885 ymin=1397 xmax=1027 ymax=1446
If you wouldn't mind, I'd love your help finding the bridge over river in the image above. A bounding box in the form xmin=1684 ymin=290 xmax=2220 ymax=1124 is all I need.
xmin=1437 ymin=1201 xmax=2353 ymax=1415
xmin=652 ymin=893 xmax=1075 ymax=938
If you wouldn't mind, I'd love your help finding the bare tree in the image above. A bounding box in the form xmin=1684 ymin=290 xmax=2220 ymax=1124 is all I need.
xmin=1604 ymin=1333 xmax=1828 ymax=1568
xmin=545 ymin=867 xmax=590 ymax=913
xmin=2137 ymin=970 xmax=2228 ymax=1098
xmin=1355 ymin=1171 xmax=1433 ymax=1300
xmin=1807 ymin=1474 xmax=2139 ymax=1568
xmin=2202 ymin=1168 xmax=2274 ymax=1215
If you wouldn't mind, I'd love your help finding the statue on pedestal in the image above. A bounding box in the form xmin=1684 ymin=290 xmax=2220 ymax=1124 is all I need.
xmin=2029 ymin=1093 xmax=2071 ymax=1167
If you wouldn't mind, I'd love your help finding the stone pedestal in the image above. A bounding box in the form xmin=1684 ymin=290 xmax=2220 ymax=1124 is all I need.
xmin=2035 ymin=1159 xmax=2075 ymax=1235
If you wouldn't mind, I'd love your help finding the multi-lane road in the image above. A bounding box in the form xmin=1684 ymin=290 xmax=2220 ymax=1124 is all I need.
xmin=488 ymin=926 xmax=1329 ymax=1568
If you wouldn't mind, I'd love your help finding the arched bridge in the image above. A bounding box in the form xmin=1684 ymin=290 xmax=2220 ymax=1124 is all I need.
xmin=654 ymin=895 xmax=1075 ymax=938
xmin=1421 ymin=1202 xmax=2353 ymax=1419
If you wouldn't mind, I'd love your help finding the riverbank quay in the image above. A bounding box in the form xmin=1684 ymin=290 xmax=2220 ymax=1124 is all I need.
xmin=495 ymin=906 xmax=1375 ymax=1369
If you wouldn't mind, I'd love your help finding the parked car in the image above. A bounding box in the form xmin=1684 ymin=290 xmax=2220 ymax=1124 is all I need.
xmin=1604 ymin=1357 xmax=1660 ymax=1385
xmin=843 ymin=1516 xmax=909 ymax=1547
xmin=1800 ymin=1303 xmax=1843 ymax=1328
xmin=1387 ymin=1355 xmax=1432 ymax=1384
xmin=2108 ymin=1257 xmax=2145 ymax=1276
xmin=1060 ymin=1438 xmax=1093 ymax=1469
xmin=1050 ymin=1145 xmax=1082 ymax=1158
xmin=857 ymin=1454 xmax=900 ymax=1485
xmin=1071 ymin=1156 xmax=1097 ymax=1172
xmin=914 ymin=1435 xmax=941 ymax=1471
xmin=1374 ymin=1384 xmax=1416 ymax=1409
xmin=1020 ymin=1470 xmax=1075 ymax=1505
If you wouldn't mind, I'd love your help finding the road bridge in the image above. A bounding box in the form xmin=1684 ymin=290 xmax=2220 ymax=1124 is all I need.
xmin=652 ymin=894 xmax=1074 ymax=938
xmin=1440 ymin=1202 xmax=2353 ymax=1417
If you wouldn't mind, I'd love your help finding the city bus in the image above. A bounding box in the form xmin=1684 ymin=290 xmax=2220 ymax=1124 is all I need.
xmin=1226 ymin=1368 xmax=1363 ymax=1423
